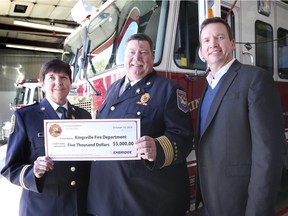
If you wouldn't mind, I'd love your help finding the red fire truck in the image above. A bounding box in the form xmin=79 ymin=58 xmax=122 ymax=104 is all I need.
xmin=63 ymin=0 xmax=288 ymax=213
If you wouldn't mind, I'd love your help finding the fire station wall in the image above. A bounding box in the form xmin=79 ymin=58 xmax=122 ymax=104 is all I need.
xmin=0 ymin=48 xmax=61 ymax=125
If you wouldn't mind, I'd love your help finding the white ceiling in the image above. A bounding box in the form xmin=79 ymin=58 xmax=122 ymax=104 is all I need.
xmin=0 ymin=0 xmax=104 ymax=51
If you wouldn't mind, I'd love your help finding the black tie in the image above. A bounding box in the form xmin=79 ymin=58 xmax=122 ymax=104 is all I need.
xmin=57 ymin=106 xmax=66 ymax=119
xmin=124 ymin=82 xmax=131 ymax=91
xmin=120 ymin=82 xmax=131 ymax=96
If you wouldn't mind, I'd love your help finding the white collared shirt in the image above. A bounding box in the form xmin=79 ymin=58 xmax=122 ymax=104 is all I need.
xmin=206 ymin=58 xmax=235 ymax=89
xmin=124 ymin=77 xmax=141 ymax=87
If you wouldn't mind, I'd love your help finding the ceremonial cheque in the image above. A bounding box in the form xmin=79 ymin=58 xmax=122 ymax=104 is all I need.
xmin=44 ymin=119 xmax=141 ymax=161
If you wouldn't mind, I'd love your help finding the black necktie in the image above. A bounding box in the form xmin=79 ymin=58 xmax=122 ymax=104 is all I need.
xmin=120 ymin=82 xmax=131 ymax=96
xmin=124 ymin=82 xmax=131 ymax=91
xmin=57 ymin=106 xmax=66 ymax=119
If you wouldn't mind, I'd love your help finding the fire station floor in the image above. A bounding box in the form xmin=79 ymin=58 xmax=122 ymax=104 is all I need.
xmin=187 ymin=186 xmax=288 ymax=216
xmin=1 ymin=144 xmax=288 ymax=216
xmin=0 ymin=144 xmax=21 ymax=216
xmin=276 ymin=179 xmax=288 ymax=216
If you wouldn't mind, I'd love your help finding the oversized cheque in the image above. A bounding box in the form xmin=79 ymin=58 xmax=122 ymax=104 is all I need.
xmin=44 ymin=119 xmax=141 ymax=160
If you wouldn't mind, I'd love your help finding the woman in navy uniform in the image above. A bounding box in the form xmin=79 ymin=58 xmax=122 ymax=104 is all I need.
xmin=1 ymin=59 xmax=91 ymax=216
xmin=87 ymin=33 xmax=194 ymax=216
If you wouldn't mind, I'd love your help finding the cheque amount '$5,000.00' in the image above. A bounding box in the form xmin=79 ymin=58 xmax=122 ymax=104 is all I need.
xmin=113 ymin=141 xmax=134 ymax=146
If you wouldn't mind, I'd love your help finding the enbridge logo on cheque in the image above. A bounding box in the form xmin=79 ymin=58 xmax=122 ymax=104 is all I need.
xmin=49 ymin=124 xmax=63 ymax=137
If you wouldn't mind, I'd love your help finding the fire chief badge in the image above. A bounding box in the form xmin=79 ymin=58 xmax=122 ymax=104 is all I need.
xmin=177 ymin=89 xmax=189 ymax=113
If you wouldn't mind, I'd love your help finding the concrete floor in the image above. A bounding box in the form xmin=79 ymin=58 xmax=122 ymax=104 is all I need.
xmin=1 ymin=144 xmax=288 ymax=216
xmin=0 ymin=176 xmax=21 ymax=216
xmin=276 ymin=189 xmax=288 ymax=216
xmin=0 ymin=144 xmax=21 ymax=216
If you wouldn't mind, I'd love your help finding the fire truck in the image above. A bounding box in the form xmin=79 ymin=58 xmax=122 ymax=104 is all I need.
xmin=0 ymin=79 xmax=44 ymax=142
xmin=9 ymin=78 xmax=44 ymax=111
xmin=63 ymin=0 xmax=288 ymax=214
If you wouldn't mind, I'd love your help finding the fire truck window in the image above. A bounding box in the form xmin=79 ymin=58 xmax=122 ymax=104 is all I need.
xmin=143 ymin=5 xmax=163 ymax=64
xmin=174 ymin=1 xmax=205 ymax=70
xmin=84 ymin=0 xmax=166 ymax=74
xmin=116 ymin=21 xmax=138 ymax=65
xmin=18 ymin=87 xmax=27 ymax=105
xmin=174 ymin=3 xmax=233 ymax=70
xmin=255 ymin=20 xmax=274 ymax=75
xmin=15 ymin=88 xmax=24 ymax=105
xmin=33 ymin=87 xmax=40 ymax=103
xmin=24 ymin=88 xmax=30 ymax=105
xmin=87 ymin=45 xmax=113 ymax=77
xmin=277 ymin=28 xmax=288 ymax=79
xmin=115 ymin=0 xmax=167 ymax=65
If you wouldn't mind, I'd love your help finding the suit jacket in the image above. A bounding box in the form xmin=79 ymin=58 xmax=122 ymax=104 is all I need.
xmin=195 ymin=60 xmax=286 ymax=216
xmin=1 ymin=98 xmax=91 ymax=216
xmin=87 ymin=71 xmax=194 ymax=216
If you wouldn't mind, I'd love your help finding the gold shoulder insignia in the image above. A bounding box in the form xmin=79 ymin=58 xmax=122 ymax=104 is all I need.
xmin=10 ymin=114 xmax=16 ymax=134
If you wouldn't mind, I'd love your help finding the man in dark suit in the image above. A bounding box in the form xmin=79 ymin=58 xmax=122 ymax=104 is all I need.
xmin=195 ymin=17 xmax=286 ymax=216
xmin=87 ymin=33 xmax=194 ymax=216
xmin=1 ymin=59 xmax=91 ymax=216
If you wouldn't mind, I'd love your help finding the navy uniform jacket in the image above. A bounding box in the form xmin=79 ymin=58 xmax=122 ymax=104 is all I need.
xmin=195 ymin=60 xmax=286 ymax=216
xmin=1 ymin=98 xmax=91 ymax=216
xmin=87 ymin=71 xmax=194 ymax=216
